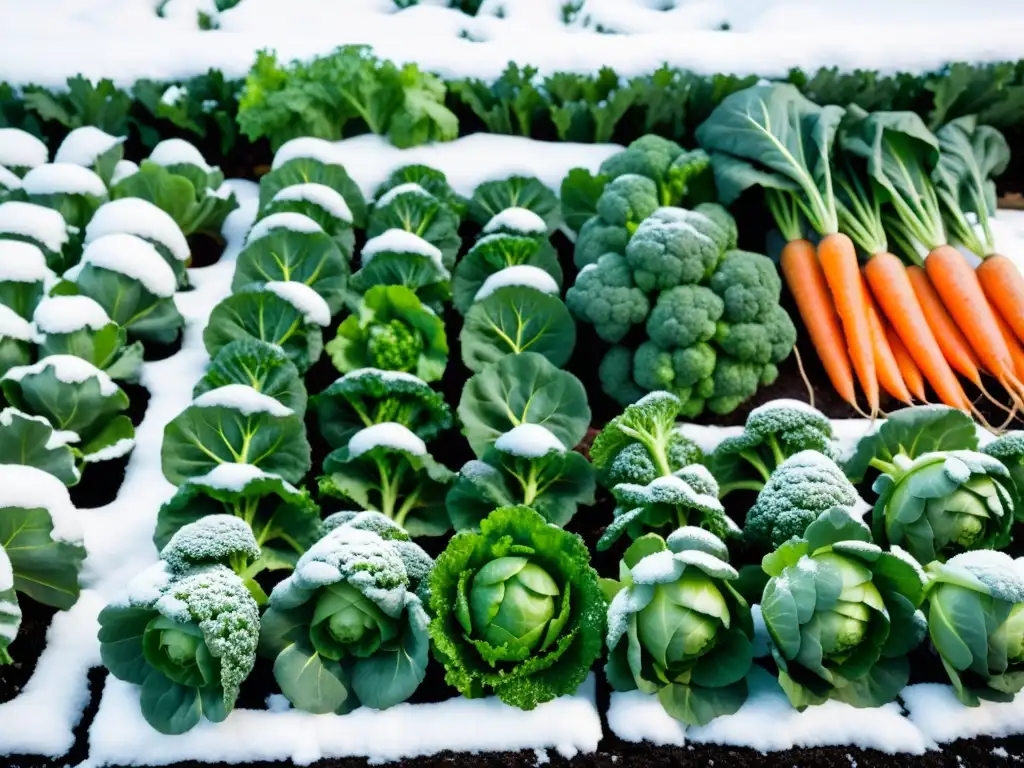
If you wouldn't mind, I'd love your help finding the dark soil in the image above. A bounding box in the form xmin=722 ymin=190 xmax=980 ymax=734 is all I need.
xmin=0 ymin=596 xmax=57 ymax=704
xmin=187 ymin=233 xmax=227 ymax=269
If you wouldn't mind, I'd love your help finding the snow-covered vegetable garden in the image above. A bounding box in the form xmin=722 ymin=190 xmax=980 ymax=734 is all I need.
xmin=3 ymin=3 xmax=1024 ymax=767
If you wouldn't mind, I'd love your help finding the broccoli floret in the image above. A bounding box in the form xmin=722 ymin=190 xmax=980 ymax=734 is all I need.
xmin=706 ymin=358 xmax=764 ymax=416
xmin=625 ymin=216 xmax=721 ymax=292
xmin=367 ymin=319 xmax=424 ymax=372
xmin=710 ymin=250 xmax=782 ymax=323
xmin=596 ymin=174 xmax=660 ymax=233
xmin=646 ymin=285 xmax=724 ymax=349
xmin=666 ymin=150 xmax=714 ymax=207
xmin=672 ymin=343 xmax=717 ymax=389
xmin=632 ymin=341 xmax=681 ymax=395
xmin=573 ymin=216 xmax=630 ymax=269
xmin=708 ymin=399 xmax=837 ymax=496
xmin=599 ymin=137 xmax=684 ymax=205
xmin=631 ymin=341 xmax=716 ymax=414
xmin=744 ymin=450 xmax=860 ymax=552
xmin=647 ymin=206 xmax=732 ymax=256
xmin=715 ymin=321 xmax=773 ymax=364
xmin=599 ymin=345 xmax=647 ymax=406
xmin=695 ymin=203 xmax=738 ymax=249
xmin=763 ymin=305 xmax=798 ymax=362
xmin=566 ymin=253 xmax=650 ymax=343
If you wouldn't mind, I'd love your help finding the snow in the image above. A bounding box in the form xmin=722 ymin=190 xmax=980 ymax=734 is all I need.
xmin=0 ymin=128 xmax=47 ymax=170
xmin=21 ymin=163 xmax=107 ymax=197
xmin=0 ymin=463 xmax=82 ymax=545
xmin=903 ymin=684 xmax=1024 ymax=744
xmin=0 ymin=240 xmax=51 ymax=283
xmin=348 ymin=422 xmax=427 ymax=459
xmin=82 ymin=437 xmax=136 ymax=464
xmin=85 ymin=198 xmax=190 ymax=263
xmin=33 ymin=295 xmax=111 ymax=334
xmin=0 ymin=165 xmax=21 ymax=190
xmin=148 ymin=138 xmax=212 ymax=172
xmin=3 ymin=354 xmax=119 ymax=397
xmin=271 ymin=182 xmax=353 ymax=223
xmin=271 ymin=137 xmax=341 ymax=170
xmin=344 ymin=368 xmax=427 ymax=385
xmin=53 ymin=127 xmax=125 ymax=168
xmin=246 ymin=211 xmax=323 ymax=244
xmin=474 ymin=265 xmax=560 ymax=301
xmin=361 ymin=229 xmax=446 ymax=271
xmin=263 ymin=280 xmax=333 ymax=327
xmin=160 ymin=84 xmax=187 ymax=106
xmin=0 ymin=304 xmax=37 ymax=342
xmin=110 ymin=160 xmax=139 ymax=186
xmin=484 ymin=207 xmax=548 ymax=235
xmin=0 ymin=201 xmax=69 ymax=253
xmin=187 ymin=463 xmax=295 ymax=493
xmin=71 ymin=233 xmax=177 ymax=298
xmin=494 ymin=424 xmax=565 ymax=457
xmin=192 ymin=383 xmax=295 ymax=417
xmin=375 ymin=182 xmax=432 ymax=207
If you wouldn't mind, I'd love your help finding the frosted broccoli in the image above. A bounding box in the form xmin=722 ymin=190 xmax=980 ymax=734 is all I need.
xmin=625 ymin=215 xmax=720 ymax=292
xmin=159 ymin=514 xmax=261 ymax=574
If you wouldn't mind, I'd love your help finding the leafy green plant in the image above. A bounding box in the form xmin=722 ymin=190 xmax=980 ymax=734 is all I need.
xmin=259 ymin=511 xmax=433 ymax=713
xmin=0 ymin=304 xmax=34 ymax=377
xmin=348 ymin=229 xmax=451 ymax=312
xmin=1 ymin=355 xmax=135 ymax=466
xmin=0 ymin=239 xmax=55 ymax=320
xmin=367 ymin=185 xmax=462 ymax=269
xmin=155 ymin=465 xmax=322 ymax=600
xmin=984 ymin=431 xmax=1024 ymax=513
xmin=0 ymin=201 xmax=71 ymax=273
xmin=132 ymin=70 xmax=240 ymax=156
xmin=161 ymin=384 xmax=311 ymax=485
xmin=460 ymin=281 xmax=576 ymax=373
xmin=258 ymin=154 xmax=368 ymax=228
xmin=870 ymin=451 xmax=1014 ymax=564
xmin=452 ymin=233 xmax=562 ymax=315
xmin=760 ymin=508 xmax=927 ymax=710
xmin=313 ymin=368 xmax=451 ymax=450
xmin=922 ymin=550 xmax=1024 ymax=706
xmin=18 ymin=163 xmax=107 ymax=232
xmin=468 ymin=176 xmax=559 ymax=230
xmin=193 ymin=339 xmax=308 ymax=417
xmin=447 ymin=424 xmax=596 ymax=530
xmin=543 ymin=67 xmax=637 ymax=144
xmin=34 ymin=295 xmax=143 ymax=382
xmin=449 ymin=64 xmax=546 ymax=138
xmin=21 ymin=76 xmax=132 ymax=135
xmin=327 ymin=285 xmax=447 ymax=382
xmin=457 ymin=352 xmax=591 ymax=458
xmin=373 ymin=164 xmax=465 ymax=220
xmin=318 ymin=422 xmax=453 ymax=537
xmin=603 ymin=528 xmax=754 ymax=725
xmin=98 ymin=517 xmax=260 ymax=734
xmin=238 ymin=47 xmax=458 ymax=151
xmin=428 ymin=505 xmax=605 ymax=709
xmin=260 ymin=183 xmax=356 ymax=259
xmin=0 ymin=407 xmax=79 ymax=486
xmin=204 ymin=285 xmax=325 ymax=373
xmin=232 ymin=228 xmax=348 ymax=315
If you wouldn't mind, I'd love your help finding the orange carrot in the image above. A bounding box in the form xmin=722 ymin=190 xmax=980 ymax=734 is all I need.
xmin=993 ymin=308 xmax=1024 ymax=382
xmin=864 ymin=252 xmax=973 ymax=412
xmin=818 ymin=233 xmax=879 ymax=416
xmin=906 ymin=265 xmax=985 ymax=385
xmin=978 ymin=254 xmax=1024 ymax=345
xmin=780 ymin=239 xmax=861 ymax=413
xmin=863 ymin=277 xmax=912 ymax=405
xmin=886 ymin=324 xmax=927 ymax=402
xmin=925 ymin=245 xmax=1024 ymax=405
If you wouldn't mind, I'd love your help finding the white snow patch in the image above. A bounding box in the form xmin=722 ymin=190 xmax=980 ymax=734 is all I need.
xmin=110 ymin=160 xmax=139 ymax=186
xmin=361 ymin=229 xmax=445 ymax=271
xmin=0 ymin=463 xmax=82 ymax=544
xmin=264 ymin=280 xmax=332 ymax=327
xmin=903 ymin=683 xmax=1024 ymax=743
xmin=246 ymin=211 xmax=323 ymax=244
xmin=188 ymin=463 xmax=296 ymax=494
xmin=272 ymin=183 xmax=353 ymax=223
xmin=474 ymin=265 xmax=560 ymax=301
xmin=3 ymin=354 xmax=119 ymax=397
xmin=271 ymin=136 xmax=343 ymax=170
xmin=0 ymin=165 xmax=21 ymax=190
xmin=484 ymin=207 xmax=548 ymax=235
xmin=375 ymin=182 xmax=431 ymax=207
xmin=0 ymin=128 xmax=47 ymax=170
xmin=86 ymin=198 xmax=190 ymax=262
xmin=348 ymin=422 xmax=426 ymax=459
xmin=149 ymin=138 xmax=211 ymax=172
xmin=0 ymin=303 xmax=37 ymax=342
xmin=82 ymin=437 xmax=136 ymax=464
xmin=192 ymin=383 xmax=295 ymax=417
xmin=161 ymin=84 xmax=187 ymax=106
xmin=495 ymin=424 xmax=565 ymax=457
xmin=71 ymin=234 xmax=177 ymax=298
xmin=0 ymin=240 xmax=51 ymax=283
xmin=53 ymin=127 xmax=125 ymax=168
xmin=33 ymin=295 xmax=111 ymax=334
xmin=21 ymin=163 xmax=107 ymax=197
xmin=0 ymin=201 xmax=69 ymax=253
xmin=343 ymin=368 xmax=427 ymax=386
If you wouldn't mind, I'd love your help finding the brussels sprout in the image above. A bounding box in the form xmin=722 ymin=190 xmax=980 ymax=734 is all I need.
xmin=871 ymin=451 xmax=1014 ymax=563
xmin=603 ymin=528 xmax=754 ymax=725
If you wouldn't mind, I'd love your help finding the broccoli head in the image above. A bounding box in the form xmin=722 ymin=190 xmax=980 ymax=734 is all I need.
xmin=573 ymin=215 xmax=630 ymax=269
xmin=367 ymin=320 xmax=425 ymax=372
xmin=625 ymin=216 xmax=721 ymax=292
xmin=743 ymin=450 xmax=860 ymax=552
xmin=708 ymin=399 xmax=837 ymax=497
xmin=598 ymin=138 xmax=714 ymax=208
xmin=566 ymin=253 xmax=650 ymax=343
xmin=665 ymin=149 xmax=714 ymax=207
xmin=710 ymin=250 xmax=782 ymax=323
xmin=599 ymin=345 xmax=647 ymax=406
xmin=646 ymin=285 xmax=724 ymax=349
xmin=705 ymin=358 xmax=765 ymax=416
xmin=695 ymin=203 xmax=738 ymax=250
xmin=632 ymin=340 xmax=715 ymax=411
xmin=647 ymin=206 xmax=732 ymax=256
xmin=595 ymin=174 xmax=660 ymax=233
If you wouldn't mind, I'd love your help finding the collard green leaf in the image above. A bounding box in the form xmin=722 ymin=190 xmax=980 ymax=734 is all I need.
xmin=71 ymin=262 xmax=184 ymax=345
xmin=194 ymin=339 xmax=308 ymax=417
xmin=452 ymin=234 xmax=562 ymax=315
xmin=367 ymin=188 xmax=461 ymax=269
xmin=468 ymin=176 xmax=559 ymax=230
xmin=0 ymin=409 xmax=78 ymax=485
xmin=0 ymin=503 xmax=84 ymax=610
xmin=258 ymin=157 xmax=367 ymax=228
xmin=348 ymin=250 xmax=451 ymax=313
xmin=39 ymin=320 xmax=142 ymax=383
xmin=560 ymin=169 xmax=608 ymax=233
xmin=273 ymin=642 xmax=350 ymax=715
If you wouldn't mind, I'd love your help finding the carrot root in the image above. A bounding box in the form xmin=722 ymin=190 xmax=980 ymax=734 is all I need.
xmin=978 ymin=254 xmax=1024 ymax=346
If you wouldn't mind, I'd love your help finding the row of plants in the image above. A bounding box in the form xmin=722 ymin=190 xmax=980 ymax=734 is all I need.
xmin=3 ymin=56 xmax=1024 ymax=182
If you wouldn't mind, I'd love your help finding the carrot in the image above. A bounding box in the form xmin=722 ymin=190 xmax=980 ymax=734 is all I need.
xmin=977 ymin=254 xmax=1024 ymax=345
xmin=925 ymin=245 xmax=1024 ymax=406
xmin=818 ymin=233 xmax=879 ymax=416
xmin=863 ymin=278 xmax=912 ymax=405
xmin=886 ymin=324 xmax=927 ymax=402
xmin=906 ymin=266 xmax=985 ymax=384
xmin=780 ymin=239 xmax=862 ymax=414
xmin=864 ymin=252 xmax=974 ymax=413
xmin=993 ymin=308 xmax=1024 ymax=382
